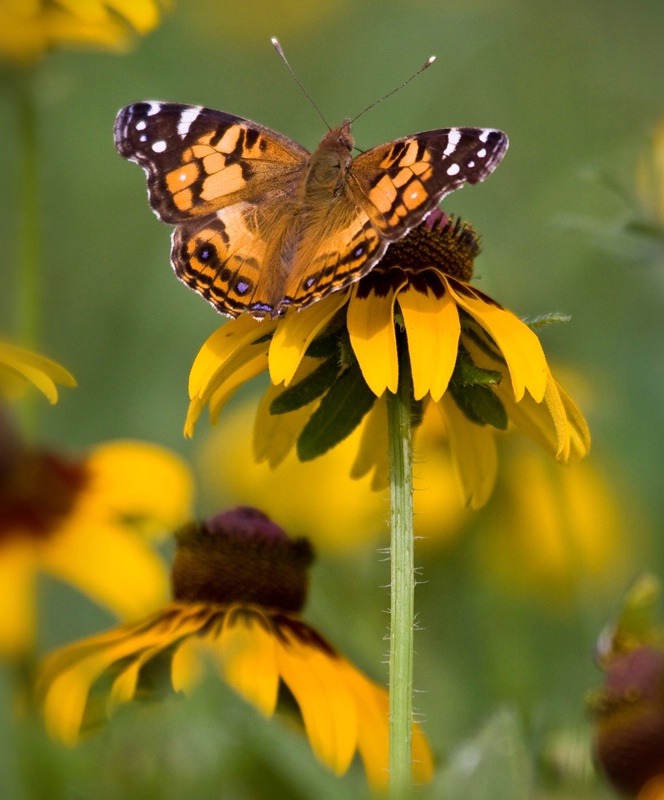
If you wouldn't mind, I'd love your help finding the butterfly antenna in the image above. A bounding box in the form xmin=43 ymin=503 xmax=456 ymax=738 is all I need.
xmin=271 ymin=37 xmax=331 ymax=130
xmin=350 ymin=55 xmax=436 ymax=124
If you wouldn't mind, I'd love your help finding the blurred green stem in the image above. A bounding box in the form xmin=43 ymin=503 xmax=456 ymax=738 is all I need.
xmin=386 ymin=356 xmax=414 ymax=796
xmin=17 ymin=77 xmax=40 ymax=435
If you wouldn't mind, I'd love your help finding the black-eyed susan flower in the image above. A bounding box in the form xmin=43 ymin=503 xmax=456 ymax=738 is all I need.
xmin=186 ymin=210 xmax=590 ymax=508
xmin=0 ymin=417 xmax=193 ymax=657
xmin=38 ymin=505 xmax=434 ymax=789
xmin=0 ymin=0 xmax=167 ymax=63
xmin=590 ymin=575 xmax=664 ymax=797
xmin=0 ymin=341 xmax=75 ymax=404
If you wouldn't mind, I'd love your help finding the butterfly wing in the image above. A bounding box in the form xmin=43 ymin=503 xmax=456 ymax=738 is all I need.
xmin=282 ymin=204 xmax=386 ymax=310
xmin=348 ymin=127 xmax=508 ymax=240
xmin=114 ymin=102 xmax=309 ymax=223
xmin=115 ymin=102 xmax=313 ymax=317
xmin=171 ymin=199 xmax=297 ymax=318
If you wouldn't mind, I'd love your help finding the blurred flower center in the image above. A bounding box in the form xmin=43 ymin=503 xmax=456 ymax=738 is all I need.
xmin=0 ymin=450 xmax=88 ymax=541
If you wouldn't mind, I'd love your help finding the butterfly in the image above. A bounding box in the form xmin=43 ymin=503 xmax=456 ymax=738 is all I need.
xmin=114 ymin=102 xmax=508 ymax=319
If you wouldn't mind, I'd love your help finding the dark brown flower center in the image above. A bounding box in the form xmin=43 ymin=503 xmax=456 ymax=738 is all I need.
xmin=171 ymin=506 xmax=314 ymax=613
xmin=356 ymin=211 xmax=480 ymax=300
xmin=0 ymin=449 xmax=89 ymax=543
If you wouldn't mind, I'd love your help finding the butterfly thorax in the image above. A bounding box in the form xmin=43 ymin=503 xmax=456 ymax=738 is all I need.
xmin=300 ymin=120 xmax=354 ymax=201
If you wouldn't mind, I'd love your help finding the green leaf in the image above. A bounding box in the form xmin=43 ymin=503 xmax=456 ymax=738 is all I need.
xmin=431 ymin=708 xmax=533 ymax=800
xmin=452 ymin=351 xmax=502 ymax=387
xmin=270 ymin=357 xmax=340 ymax=414
xmin=449 ymin=382 xmax=508 ymax=430
xmin=525 ymin=312 xmax=571 ymax=329
xmin=296 ymin=364 xmax=376 ymax=461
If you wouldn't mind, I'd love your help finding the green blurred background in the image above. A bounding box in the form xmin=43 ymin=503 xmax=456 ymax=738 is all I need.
xmin=2 ymin=0 xmax=664 ymax=797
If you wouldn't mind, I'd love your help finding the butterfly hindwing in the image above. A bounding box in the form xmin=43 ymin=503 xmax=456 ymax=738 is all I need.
xmin=350 ymin=127 xmax=508 ymax=240
xmin=114 ymin=102 xmax=309 ymax=224
xmin=283 ymin=208 xmax=386 ymax=309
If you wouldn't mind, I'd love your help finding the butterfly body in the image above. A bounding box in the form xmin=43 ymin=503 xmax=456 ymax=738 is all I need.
xmin=115 ymin=102 xmax=508 ymax=318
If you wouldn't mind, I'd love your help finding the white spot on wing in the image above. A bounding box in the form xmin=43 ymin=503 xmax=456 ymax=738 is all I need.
xmin=139 ymin=135 xmax=147 ymax=142
xmin=477 ymin=148 xmax=487 ymax=159
xmin=467 ymin=160 xmax=475 ymax=168
xmin=443 ymin=129 xmax=462 ymax=157
xmin=152 ymin=140 xmax=167 ymax=153
xmin=145 ymin=102 xmax=161 ymax=116
xmin=479 ymin=130 xmax=491 ymax=143
xmin=179 ymin=173 xmax=187 ymax=181
xmin=135 ymin=120 xmax=147 ymax=131
xmin=446 ymin=163 xmax=460 ymax=176
xmin=177 ymin=106 xmax=202 ymax=138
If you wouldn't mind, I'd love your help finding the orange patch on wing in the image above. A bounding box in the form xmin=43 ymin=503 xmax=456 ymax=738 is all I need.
xmin=397 ymin=141 xmax=420 ymax=167
xmin=404 ymin=180 xmax=426 ymax=209
xmin=216 ymin=126 xmax=243 ymax=154
xmin=173 ymin=187 xmax=194 ymax=211
xmin=167 ymin=163 xmax=199 ymax=193
xmin=201 ymin=164 xmax=246 ymax=201
xmin=370 ymin=175 xmax=398 ymax=214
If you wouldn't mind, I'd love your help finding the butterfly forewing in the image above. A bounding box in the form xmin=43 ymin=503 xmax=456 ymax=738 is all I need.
xmin=114 ymin=102 xmax=309 ymax=224
xmin=351 ymin=127 xmax=508 ymax=240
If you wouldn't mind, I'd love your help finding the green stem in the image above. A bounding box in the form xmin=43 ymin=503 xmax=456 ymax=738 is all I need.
xmin=16 ymin=77 xmax=40 ymax=436
xmin=387 ymin=358 xmax=415 ymax=797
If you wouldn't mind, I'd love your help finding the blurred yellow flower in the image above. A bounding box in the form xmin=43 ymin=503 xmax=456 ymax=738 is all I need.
xmin=472 ymin=441 xmax=639 ymax=603
xmin=186 ymin=212 xmax=589 ymax=509
xmin=38 ymin=506 xmax=433 ymax=789
xmin=0 ymin=0 xmax=168 ymax=63
xmin=0 ymin=340 xmax=75 ymax=404
xmin=637 ymin=118 xmax=664 ymax=228
xmin=0 ymin=428 xmax=193 ymax=657
xmin=199 ymin=398 xmax=467 ymax=552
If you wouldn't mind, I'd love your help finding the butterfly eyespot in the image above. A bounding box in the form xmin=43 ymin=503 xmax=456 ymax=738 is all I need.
xmin=354 ymin=246 xmax=364 ymax=257
xmin=232 ymin=276 xmax=254 ymax=296
xmin=199 ymin=247 xmax=211 ymax=261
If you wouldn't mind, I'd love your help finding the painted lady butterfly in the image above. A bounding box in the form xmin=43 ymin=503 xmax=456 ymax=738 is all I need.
xmin=114 ymin=102 xmax=507 ymax=318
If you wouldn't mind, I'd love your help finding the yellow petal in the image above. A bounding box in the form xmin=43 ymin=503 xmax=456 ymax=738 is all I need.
xmin=84 ymin=440 xmax=194 ymax=536
xmin=186 ymin=319 xmax=274 ymax=437
xmin=0 ymin=538 xmax=37 ymax=657
xmin=39 ymin=518 xmax=169 ymax=619
xmin=39 ymin=604 xmax=214 ymax=745
xmin=555 ymin=379 xmax=591 ymax=461
xmin=0 ymin=341 xmax=76 ymax=404
xmin=275 ymin=629 xmax=358 ymax=776
xmin=437 ymin=394 xmax=498 ymax=509
xmin=446 ymin=279 xmax=547 ymax=403
xmin=188 ymin=316 xmax=273 ymax=401
xmin=336 ymin=661 xmax=389 ymax=788
xmin=269 ymin=293 xmax=347 ymax=386
xmin=350 ymin=397 xmax=389 ymax=491
xmin=217 ymin=606 xmax=279 ymax=717
xmin=347 ymin=279 xmax=406 ymax=397
xmin=253 ymin=358 xmax=323 ymax=467
xmin=334 ymin=657 xmax=434 ymax=788
xmin=398 ymin=285 xmax=460 ymax=401
xmin=208 ymin=350 xmax=270 ymax=425
xmin=492 ymin=368 xmax=590 ymax=463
